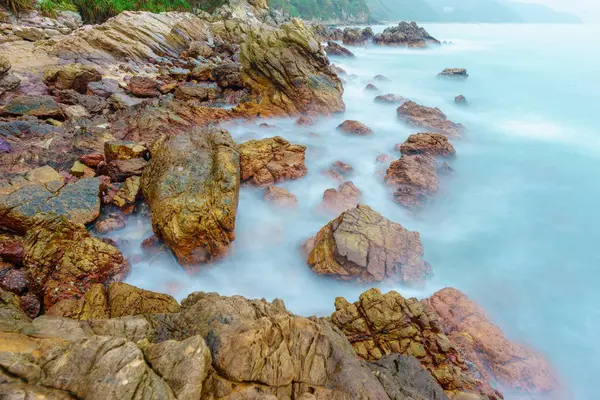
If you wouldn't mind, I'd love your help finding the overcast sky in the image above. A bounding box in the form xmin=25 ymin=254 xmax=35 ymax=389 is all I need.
xmin=513 ymin=0 xmax=600 ymax=22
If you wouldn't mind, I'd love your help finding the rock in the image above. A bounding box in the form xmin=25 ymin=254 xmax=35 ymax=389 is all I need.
xmin=1 ymin=166 xmax=64 ymax=196
xmin=324 ymin=41 xmax=355 ymax=57
xmin=104 ymin=140 xmax=148 ymax=162
xmin=100 ymin=158 xmax=147 ymax=182
xmin=0 ymin=383 xmax=74 ymax=399
xmin=63 ymin=105 xmax=90 ymax=119
xmin=399 ymin=133 xmax=456 ymax=157
xmin=13 ymin=26 xmax=46 ymax=41
xmin=423 ymin=288 xmax=560 ymax=394
xmin=43 ymin=63 xmax=102 ymax=94
xmin=212 ymin=63 xmax=244 ymax=89
xmin=23 ymin=215 xmax=129 ymax=309
xmin=385 ymin=155 xmax=438 ymax=210
xmin=376 ymin=153 xmax=393 ymax=165
xmin=108 ymin=91 xmax=144 ymax=109
xmin=87 ymin=79 xmax=119 ymax=98
xmin=365 ymin=83 xmax=379 ymax=91
xmin=0 ymin=137 xmax=11 ymax=154
xmin=108 ymin=281 xmax=180 ymax=317
xmin=320 ymin=181 xmax=361 ymax=214
xmin=187 ymin=40 xmax=214 ymax=58
xmin=239 ymin=136 xmax=307 ymax=187
xmin=307 ymin=204 xmax=431 ymax=284
xmin=240 ymin=19 xmax=345 ymax=116
xmin=46 ymin=283 xmax=109 ymax=320
xmin=70 ymin=161 xmax=95 ymax=178
xmin=325 ymin=160 xmax=353 ymax=181
xmin=111 ymin=176 xmax=141 ymax=213
xmin=0 ymin=233 xmax=23 ymax=265
xmin=263 ymin=186 xmax=298 ymax=208
xmin=95 ymin=213 xmax=126 ymax=234
xmin=54 ymin=89 xmax=107 ymax=114
xmin=374 ymin=74 xmax=390 ymax=81
xmin=140 ymin=235 xmax=167 ymax=256
xmin=312 ymin=24 xmax=343 ymax=41
xmin=331 ymin=288 xmax=501 ymax=399
xmin=397 ymin=100 xmax=464 ymax=138
xmin=1 ymin=268 xmax=27 ymax=295
xmin=439 ymin=68 xmax=469 ymax=78
xmin=189 ymin=64 xmax=213 ymax=81
xmin=368 ymin=354 xmax=449 ymax=400
xmin=0 ymin=95 xmax=64 ymax=119
xmin=78 ymin=153 xmax=104 ymax=168
xmin=128 ymin=76 xmax=160 ymax=98
xmin=0 ymin=177 xmax=102 ymax=234
xmin=455 ymin=95 xmax=468 ymax=105
xmin=296 ymin=115 xmax=314 ymax=126
xmin=174 ymin=82 xmax=219 ymax=101
xmin=373 ymin=21 xmax=440 ymax=48
xmin=337 ymin=120 xmax=373 ymax=135
xmin=375 ymin=93 xmax=405 ymax=104
xmin=0 ymin=73 xmax=20 ymax=94
xmin=0 ymin=55 xmax=10 ymax=76
xmin=140 ymin=128 xmax=239 ymax=267
xmin=342 ymin=27 xmax=369 ymax=45
xmin=19 ymin=292 xmax=41 ymax=318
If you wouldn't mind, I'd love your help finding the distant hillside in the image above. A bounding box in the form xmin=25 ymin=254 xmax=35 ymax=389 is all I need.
xmin=268 ymin=0 xmax=369 ymax=22
xmin=366 ymin=0 xmax=581 ymax=23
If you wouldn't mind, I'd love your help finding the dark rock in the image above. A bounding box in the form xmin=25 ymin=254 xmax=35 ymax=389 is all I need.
xmin=455 ymin=95 xmax=468 ymax=105
xmin=211 ymin=63 xmax=244 ymax=89
xmin=0 ymin=136 xmax=11 ymax=154
xmin=365 ymin=83 xmax=379 ymax=91
xmin=100 ymin=158 xmax=147 ymax=182
xmin=337 ymin=120 xmax=373 ymax=135
xmin=0 ymin=234 xmax=23 ymax=265
xmin=438 ymin=68 xmax=469 ymax=78
xmin=19 ymin=292 xmax=41 ymax=318
xmin=373 ymin=21 xmax=440 ymax=48
xmin=1 ymin=268 xmax=27 ymax=295
xmin=324 ymin=41 xmax=355 ymax=57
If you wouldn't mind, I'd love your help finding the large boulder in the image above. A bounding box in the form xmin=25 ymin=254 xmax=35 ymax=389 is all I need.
xmin=239 ymin=19 xmax=345 ymax=116
xmin=140 ymin=128 xmax=240 ymax=267
xmin=331 ymin=288 xmax=502 ymax=399
xmin=306 ymin=204 xmax=431 ymax=285
xmin=397 ymin=101 xmax=464 ymax=138
xmin=384 ymin=154 xmax=439 ymax=210
xmin=399 ymin=132 xmax=456 ymax=157
xmin=0 ymin=96 xmax=64 ymax=119
xmin=373 ymin=22 xmax=440 ymax=48
xmin=239 ymin=136 xmax=307 ymax=186
xmin=22 ymin=216 xmax=129 ymax=309
xmin=43 ymin=63 xmax=102 ymax=94
xmin=423 ymin=288 xmax=560 ymax=395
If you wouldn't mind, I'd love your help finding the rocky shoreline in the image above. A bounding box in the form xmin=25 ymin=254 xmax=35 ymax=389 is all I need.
xmin=1 ymin=1 xmax=561 ymax=399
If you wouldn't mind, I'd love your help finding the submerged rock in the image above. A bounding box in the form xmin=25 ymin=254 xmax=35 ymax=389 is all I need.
xmin=239 ymin=136 xmax=307 ymax=187
xmin=263 ymin=186 xmax=298 ymax=208
xmin=399 ymin=132 xmax=456 ymax=157
xmin=337 ymin=120 xmax=373 ymax=135
xmin=397 ymin=100 xmax=464 ymax=138
xmin=375 ymin=93 xmax=405 ymax=104
xmin=307 ymin=204 xmax=431 ymax=284
xmin=373 ymin=21 xmax=440 ymax=48
xmin=141 ymin=128 xmax=240 ymax=267
xmin=385 ymin=154 xmax=439 ymax=210
xmin=320 ymin=181 xmax=361 ymax=214
xmin=324 ymin=41 xmax=355 ymax=57
xmin=455 ymin=94 xmax=468 ymax=105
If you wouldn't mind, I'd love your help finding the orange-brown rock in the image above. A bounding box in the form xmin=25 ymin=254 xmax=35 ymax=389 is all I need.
xmin=43 ymin=63 xmax=102 ymax=94
xmin=307 ymin=204 xmax=431 ymax=284
xmin=22 ymin=215 xmax=129 ymax=309
xmin=239 ymin=136 xmax=307 ymax=187
xmin=397 ymin=101 xmax=464 ymax=138
xmin=399 ymin=132 xmax=456 ymax=157
xmin=263 ymin=186 xmax=298 ymax=208
xmin=128 ymin=76 xmax=160 ymax=98
xmin=423 ymin=288 xmax=560 ymax=395
xmin=140 ymin=128 xmax=239 ymax=267
xmin=95 ymin=213 xmax=126 ymax=234
xmin=385 ymin=155 xmax=438 ymax=209
xmin=337 ymin=120 xmax=373 ymax=135
xmin=104 ymin=140 xmax=148 ymax=162
xmin=320 ymin=181 xmax=361 ymax=214
xmin=332 ymin=288 xmax=502 ymax=399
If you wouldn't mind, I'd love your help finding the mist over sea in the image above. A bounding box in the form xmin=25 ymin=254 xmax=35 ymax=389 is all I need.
xmin=112 ymin=23 xmax=600 ymax=399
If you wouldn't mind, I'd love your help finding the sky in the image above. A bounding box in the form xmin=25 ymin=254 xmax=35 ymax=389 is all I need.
xmin=513 ymin=0 xmax=600 ymax=22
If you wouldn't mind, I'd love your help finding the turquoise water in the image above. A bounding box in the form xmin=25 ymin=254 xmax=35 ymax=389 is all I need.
xmin=118 ymin=23 xmax=600 ymax=399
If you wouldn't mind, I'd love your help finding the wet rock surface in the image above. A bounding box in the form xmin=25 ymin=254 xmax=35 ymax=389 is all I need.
xmin=307 ymin=204 xmax=431 ymax=284
xmin=385 ymin=154 xmax=439 ymax=210
xmin=373 ymin=22 xmax=440 ymax=48
xmin=397 ymin=100 xmax=465 ymax=138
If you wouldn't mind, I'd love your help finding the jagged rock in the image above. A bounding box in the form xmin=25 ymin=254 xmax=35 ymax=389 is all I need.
xmin=306 ymin=204 xmax=431 ymax=284
xmin=43 ymin=63 xmax=102 ymax=94
xmin=174 ymin=82 xmax=219 ymax=101
xmin=78 ymin=153 xmax=105 ymax=168
xmin=187 ymin=40 xmax=214 ymax=58
xmin=63 ymin=105 xmax=90 ymax=119
xmin=20 ymin=292 xmax=41 ymax=318
xmin=423 ymin=288 xmax=560 ymax=395
xmin=100 ymin=158 xmax=147 ymax=182
xmin=0 ymin=96 xmax=64 ymax=119
xmin=23 ymin=215 xmax=129 ymax=309
xmin=373 ymin=22 xmax=440 ymax=48
xmin=108 ymin=282 xmax=180 ymax=317
xmin=95 ymin=213 xmax=126 ymax=234
xmin=111 ymin=176 xmax=141 ymax=213
xmin=455 ymin=95 xmax=467 ymax=105
xmin=385 ymin=155 xmax=438 ymax=209
xmin=46 ymin=283 xmax=109 ymax=320
xmin=263 ymin=186 xmax=298 ymax=208
xmin=342 ymin=27 xmax=371 ymax=45
xmin=324 ymin=41 xmax=355 ymax=57
xmin=140 ymin=128 xmax=239 ymax=267
xmin=312 ymin=24 xmax=343 ymax=41
xmin=0 ymin=177 xmax=102 ymax=234
xmin=239 ymin=136 xmax=307 ymax=187
xmin=331 ymin=288 xmax=502 ymax=399
xmin=212 ymin=63 xmax=244 ymax=88
xmin=375 ymin=93 xmax=405 ymax=104
xmin=0 ymin=233 xmax=23 ymax=265
xmin=70 ymin=160 xmax=94 ymax=178
xmin=128 ymin=76 xmax=160 ymax=98
xmin=399 ymin=133 xmax=456 ymax=157
xmin=324 ymin=160 xmax=353 ymax=181
xmin=337 ymin=120 xmax=373 ymax=135
xmin=109 ymin=91 xmax=145 ymax=109
xmin=240 ymin=19 xmax=344 ymax=116
xmin=438 ymin=68 xmax=468 ymax=78
xmin=104 ymin=140 xmax=148 ymax=162
xmin=0 ymin=166 xmax=64 ymax=196
xmin=365 ymin=83 xmax=379 ymax=91
xmin=397 ymin=101 xmax=464 ymax=138
xmin=320 ymin=181 xmax=361 ymax=214
xmin=1 ymin=268 xmax=26 ymax=294
xmin=13 ymin=26 xmax=46 ymax=41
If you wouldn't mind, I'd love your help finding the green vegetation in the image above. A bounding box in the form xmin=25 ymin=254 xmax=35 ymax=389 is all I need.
xmin=39 ymin=0 xmax=77 ymax=17
xmin=2 ymin=0 xmax=35 ymax=14
xmin=269 ymin=0 xmax=368 ymax=21
xmin=71 ymin=0 xmax=191 ymax=22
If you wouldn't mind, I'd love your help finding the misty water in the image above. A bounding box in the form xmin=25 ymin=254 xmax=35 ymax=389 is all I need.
xmin=110 ymin=23 xmax=600 ymax=399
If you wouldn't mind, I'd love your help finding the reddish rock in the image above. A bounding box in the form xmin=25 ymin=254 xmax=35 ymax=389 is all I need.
xmin=78 ymin=153 xmax=105 ymax=168
xmin=375 ymin=94 xmax=405 ymax=104
xmin=1 ymin=268 xmax=27 ymax=294
xmin=239 ymin=136 xmax=307 ymax=187
xmin=397 ymin=101 xmax=464 ymax=138
xmin=320 ymin=181 xmax=361 ymax=214
xmin=296 ymin=116 xmax=314 ymax=126
xmin=128 ymin=76 xmax=160 ymax=98
xmin=141 ymin=235 xmax=167 ymax=257
xmin=95 ymin=213 xmax=127 ymax=234
xmin=423 ymin=288 xmax=560 ymax=395
xmin=263 ymin=186 xmax=298 ymax=208
xmin=307 ymin=204 xmax=431 ymax=285
xmin=20 ymin=292 xmax=41 ymax=318
xmin=365 ymin=83 xmax=379 ymax=91
xmin=337 ymin=120 xmax=373 ymax=135
xmin=376 ymin=153 xmax=393 ymax=165
xmin=0 ymin=233 xmax=23 ymax=265
xmin=100 ymin=158 xmax=147 ymax=182
xmin=385 ymin=155 xmax=438 ymax=210
xmin=399 ymin=133 xmax=456 ymax=157
xmin=324 ymin=160 xmax=353 ymax=181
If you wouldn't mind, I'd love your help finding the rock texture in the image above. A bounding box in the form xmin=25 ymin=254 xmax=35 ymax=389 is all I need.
xmin=332 ymin=288 xmax=502 ymax=399
xmin=320 ymin=181 xmax=361 ymax=214
xmin=397 ymin=101 xmax=464 ymax=138
xmin=43 ymin=63 xmax=102 ymax=94
xmin=423 ymin=288 xmax=560 ymax=395
xmin=239 ymin=136 xmax=307 ymax=186
xmin=375 ymin=94 xmax=405 ymax=104
xmin=337 ymin=120 xmax=373 ymax=135
xmin=399 ymin=133 xmax=456 ymax=157
xmin=385 ymin=155 xmax=439 ymax=210
xmin=264 ymin=186 xmax=298 ymax=208
xmin=324 ymin=41 xmax=355 ymax=57
xmin=438 ymin=68 xmax=468 ymax=78
xmin=306 ymin=204 xmax=431 ymax=284
xmin=140 ymin=128 xmax=240 ymax=267
xmin=373 ymin=22 xmax=440 ymax=48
